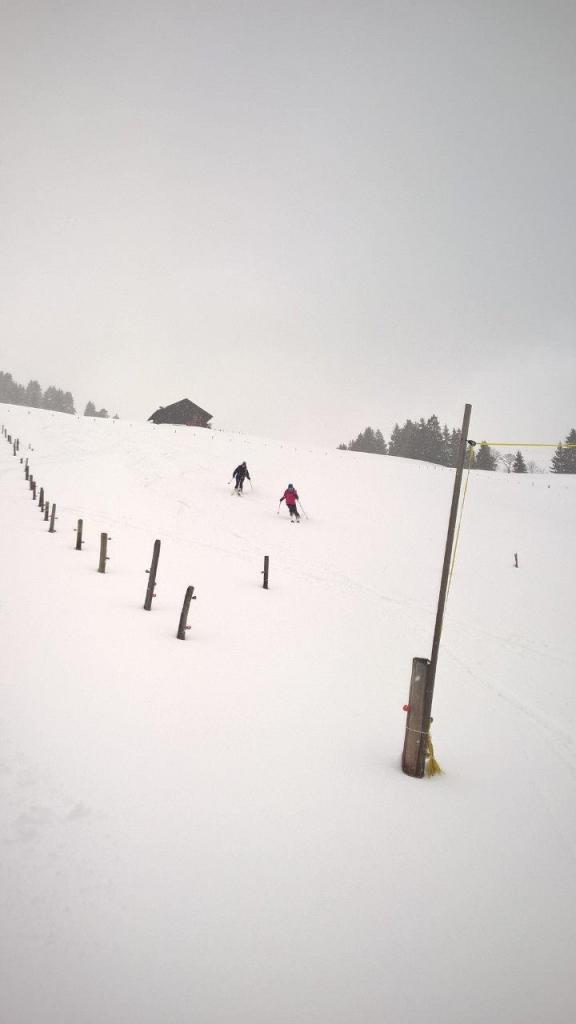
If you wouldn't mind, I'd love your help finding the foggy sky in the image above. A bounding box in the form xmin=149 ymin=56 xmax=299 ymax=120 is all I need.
xmin=1 ymin=0 xmax=575 ymax=452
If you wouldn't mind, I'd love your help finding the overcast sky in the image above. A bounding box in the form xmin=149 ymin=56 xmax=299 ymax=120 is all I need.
xmin=1 ymin=0 xmax=575 ymax=451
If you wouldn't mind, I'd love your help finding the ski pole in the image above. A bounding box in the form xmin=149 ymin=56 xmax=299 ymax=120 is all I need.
xmin=249 ymin=478 xmax=253 ymax=490
xmin=298 ymin=501 xmax=308 ymax=519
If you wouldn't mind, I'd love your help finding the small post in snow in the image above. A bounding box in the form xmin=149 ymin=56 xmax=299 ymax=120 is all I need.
xmin=31 ymin=481 xmax=36 ymax=500
xmin=49 ymin=503 xmax=56 ymax=533
xmin=514 ymin=553 xmax=519 ymax=568
xmin=39 ymin=487 xmax=44 ymax=511
xmin=75 ymin=519 xmax=84 ymax=551
xmin=177 ymin=585 xmax=196 ymax=639
xmin=44 ymin=500 xmax=50 ymax=522
xmin=262 ymin=555 xmax=270 ymax=589
xmin=98 ymin=533 xmax=109 ymax=573
xmin=144 ymin=539 xmax=161 ymax=610
xmin=25 ymin=463 xmax=29 ymax=480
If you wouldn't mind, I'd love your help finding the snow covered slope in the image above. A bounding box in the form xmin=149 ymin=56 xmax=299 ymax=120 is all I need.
xmin=1 ymin=406 xmax=575 ymax=1024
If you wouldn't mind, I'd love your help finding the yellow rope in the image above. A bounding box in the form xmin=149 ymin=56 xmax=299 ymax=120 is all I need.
xmin=445 ymin=445 xmax=474 ymax=602
xmin=478 ymin=442 xmax=576 ymax=448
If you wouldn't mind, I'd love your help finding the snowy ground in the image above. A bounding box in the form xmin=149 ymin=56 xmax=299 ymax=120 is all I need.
xmin=1 ymin=406 xmax=575 ymax=1024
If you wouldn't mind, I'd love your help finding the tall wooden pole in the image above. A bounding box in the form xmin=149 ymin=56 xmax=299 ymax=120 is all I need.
xmin=417 ymin=402 xmax=472 ymax=776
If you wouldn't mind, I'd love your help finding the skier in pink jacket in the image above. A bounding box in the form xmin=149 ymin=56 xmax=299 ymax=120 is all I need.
xmin=279 ymin=484 xmax=300 ymax=521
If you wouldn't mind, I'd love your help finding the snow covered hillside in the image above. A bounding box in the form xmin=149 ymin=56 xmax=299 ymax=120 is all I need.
xmin=1 ymin=406 xmax=575 ymax=1024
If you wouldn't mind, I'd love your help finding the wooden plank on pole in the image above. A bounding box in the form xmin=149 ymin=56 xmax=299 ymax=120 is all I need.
xmin=402 ymin=658 xmax=430 ymax=778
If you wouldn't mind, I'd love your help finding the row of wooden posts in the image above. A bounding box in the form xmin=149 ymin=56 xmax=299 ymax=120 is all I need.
xmin=1 ymin=425 xmax=272 ymax=643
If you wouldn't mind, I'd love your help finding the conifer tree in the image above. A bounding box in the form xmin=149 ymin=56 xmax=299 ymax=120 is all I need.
xmin=388 ymin=424 xmax=402 ymax=456
xmin=25 ymin=380 xmax=43 ymax=407
xmin=347 ymin=427 xmax=387 ymax=454
xmin=474 ymin=442 xmax=498 ymax=471
xmin=421 ymin=414 xmax=444 ymax=464
xmin=62 ymin=391 xmax=75 ymax=414
xmin=374 ymin=429 xmax=387 ymax=454
xmin=551 ymin=430 xmax=576 ymax=473
xmin=512 ymin=450 xmax=527 ymax=473
xmin=42 ymin=386 xmax=60 ymax=411
xmin=0 ymin=371 xmax=16 ymax=402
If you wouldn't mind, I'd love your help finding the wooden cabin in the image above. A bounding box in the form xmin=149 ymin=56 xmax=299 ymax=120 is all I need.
xmin=148 ymin=399 xmax=213 ymax=428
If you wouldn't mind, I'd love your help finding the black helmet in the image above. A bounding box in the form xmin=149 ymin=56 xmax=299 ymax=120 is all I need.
xmin=288 ymin=483 xmax=294 ymax=488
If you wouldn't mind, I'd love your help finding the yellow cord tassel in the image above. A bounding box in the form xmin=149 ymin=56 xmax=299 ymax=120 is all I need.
xmin=425 ymin=734 xmax=443 ymax=777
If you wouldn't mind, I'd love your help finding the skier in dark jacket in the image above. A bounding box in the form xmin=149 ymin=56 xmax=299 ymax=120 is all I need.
xmin=279 ymin=484 xmax=300 ymax=521
xmin=232 ymin=461 xmax=250 ymax=494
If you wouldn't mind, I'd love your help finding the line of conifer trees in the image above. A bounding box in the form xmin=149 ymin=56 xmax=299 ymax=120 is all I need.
xmin=0 ymin=371 xmax=75 ymax=414
xmin=339 ymin=416 xmax=464 ymax=466
xmin=339 ymin=418 xmax=576 ymax=473
xmin=1 ymin=370 xmax=117 ymax=420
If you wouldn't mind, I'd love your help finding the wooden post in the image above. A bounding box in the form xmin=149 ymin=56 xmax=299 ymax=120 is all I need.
xmin=29 ymin=475 xmax=34 ymax=491
xmin=44 ymin=500 xmax=49 ymax=522
xmin=177 ymin=585 xmax=196 ymax=639
xmin=13 ymin=442 xmax=16 ymax=455
xmin=403 ymin=402 xmax=472 ymax=778
xmin=144 ymin=539 xmax=161 ymax=610
xmin=514 ymin=552 xmax=518 ymax=568
xmin=25 ymin=463 xmax=29 ymax=480
xmin=49 ymin=503 xmax=56 ymax=533
xmin=402 ymin=658 xmax=430 ymax=777
xmin=39 ymin=487 xmax=44 ymax=511
xmin=98 ymin=533 xmax=108 ymax=573
xmin=75 ymin=519 xmax=83 ymax=551
xmin=31 ymin=481 xmax=36 ymax=500
xmin=262 ymin=555 xmax=270 ymax=589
